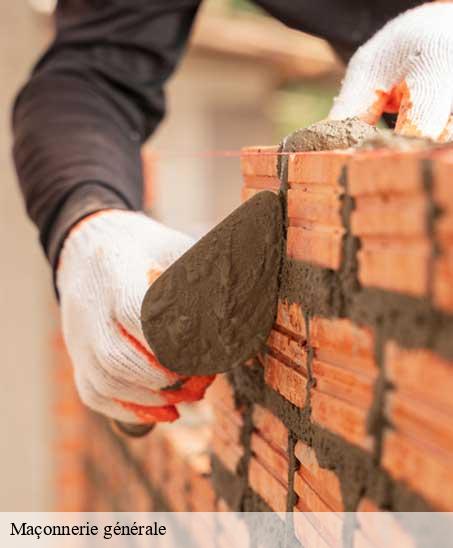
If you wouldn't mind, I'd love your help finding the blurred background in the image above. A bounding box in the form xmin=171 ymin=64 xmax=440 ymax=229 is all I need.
xmin=0 ymin=0 xmax=342 ymax=510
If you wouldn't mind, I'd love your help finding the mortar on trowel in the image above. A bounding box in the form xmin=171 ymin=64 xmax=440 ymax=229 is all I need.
xmin=116 ymin=118 xmax=433 ymax=437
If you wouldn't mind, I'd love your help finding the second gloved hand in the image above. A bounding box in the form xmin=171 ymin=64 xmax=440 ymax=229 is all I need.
xmin=329 ymin=3 xmax=453 ymax=141
xmin=57 ymin=210 xmax=214 ymax=424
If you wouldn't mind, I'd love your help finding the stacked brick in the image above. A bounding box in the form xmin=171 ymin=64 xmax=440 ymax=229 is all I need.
xmin=53 ymin=140 xmax=453 ymax=546
xmin=248 ymin=405 xmax=289 ymax=512
xmin=232 ymin=142 xmax=453 ymax=519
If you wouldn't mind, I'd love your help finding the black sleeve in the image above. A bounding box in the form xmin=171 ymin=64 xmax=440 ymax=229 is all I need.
xmin=12 ymin=0 xmax=201 ymax=271
xmin=252 ymin=0 xmax=425 ymax=57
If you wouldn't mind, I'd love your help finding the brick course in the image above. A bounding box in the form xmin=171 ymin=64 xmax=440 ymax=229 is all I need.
xmin=54 ymin=141 xmax=453 ymax=544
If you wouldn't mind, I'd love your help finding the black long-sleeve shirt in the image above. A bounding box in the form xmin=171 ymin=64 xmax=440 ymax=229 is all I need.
xmin=12 ymin=0 xmax=424 ymax=273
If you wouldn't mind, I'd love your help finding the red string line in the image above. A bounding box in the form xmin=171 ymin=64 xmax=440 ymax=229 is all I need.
xmin=148 ymin=149 xmax=293 ymax=159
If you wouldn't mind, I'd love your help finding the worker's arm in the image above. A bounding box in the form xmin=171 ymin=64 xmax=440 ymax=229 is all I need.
xmin=12 ymin=0 xmax=215 ymax=425
xmin=329 ymin=3 xmax=453 ymax=140
xmin=252 ymin=0 xmax=425 ymax=59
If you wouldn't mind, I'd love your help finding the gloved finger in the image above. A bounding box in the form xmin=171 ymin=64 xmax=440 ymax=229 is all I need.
xmin=92 ymin=322 xmax=179 ymax=397
xmin=395 ymin=66 xmax=453 ymax=140
xmin=75 ymin=372 xmax=179 ymax=424
xmin=114 ymin=399 xmax=179 ymax=423
xmin=74 ymin=373 xmax=154 ymax=424
xmin=161 ymin=375 xmax=215 ymax=405
xmin=329 ymin=47 xmax=393 ymax=125
xmin=113 ymin=266 xmax=164 ymax=359
xmin=111 ymin=319 xmax=182 ymax=387
xmin=87 ymin=352 xmax=169 ymax=407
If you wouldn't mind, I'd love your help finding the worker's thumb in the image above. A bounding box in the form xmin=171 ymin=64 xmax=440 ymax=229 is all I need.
xmin=395 ymin=71 xmax=453 ymax=142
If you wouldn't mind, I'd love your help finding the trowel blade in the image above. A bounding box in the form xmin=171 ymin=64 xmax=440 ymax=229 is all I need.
xmin=141 ymin=190 xmax=283 ymax=376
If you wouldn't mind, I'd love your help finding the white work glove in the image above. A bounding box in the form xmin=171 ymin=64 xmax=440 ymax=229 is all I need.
xmin=57 ymin=210 xmax=214 ymax=424
xmin=330 ymin=3 xmax=453 ymax=141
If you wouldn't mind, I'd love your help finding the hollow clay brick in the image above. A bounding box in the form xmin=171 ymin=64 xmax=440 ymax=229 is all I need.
xmin=288 ymin=187 xmax=342 ymax=228
xmin=348 ymin=151 xmax=424 ymax=196
xmin=206 ymin=375 xmax=236 ymax=411
xmin=288 ymin=151 xmax=350 ymax=187
xmin=310 ymin=317 xmax=376 ymax=374
xmin=264 ymin=354 xmax=307 ymax=408
xmin=312 ymin=358 xmax=375 ymax=410
xmin=287 ymin=225 xmax=344 ymax=269
xmin=275 ymin=300 xmax=307 ymax=340
xmin=352 ymin=194 xmax=427 ymax=237
xmin=382 ymin=429 xmax=453 ymax=510
xmin=241 ymin=146 xmax=279 ymax=177
xmin=267 ymin=328 xmax=307 ymax=370
xmin=294 ymin=440 xmax=343 ymax=512
xmin=243 ymin=174 xmax=281 ymax=191
xmin=385 ymin=392 xmax=453 ymax=455
xmin=385 ymin=342 xmax=453 ymax=414
xmin=433 ymin=248 xmax=453 ymax=312
xmin=294 ymin=505 xmax=343 ymax=548
xmin=357 ymin=237 xmax=430 ymax=296
xmin=252 ymin=404 xmax=288 ymax=454
xmin=355 ymin=499 xmax=415 ymax=548
xmin=293 ymin=510 xmax=335 ymax=548
xmin=250 ymin=433 xmax=289 ymax=486
xmin=311 ymin=390 xmax=373 ymax=451
xmin=211 ymin=434 xmax=243 ymax=475
xmin=432 ymin=156 xmax=453 ymax=238
xmin=248 ymin=457 xmax=288 ymax=512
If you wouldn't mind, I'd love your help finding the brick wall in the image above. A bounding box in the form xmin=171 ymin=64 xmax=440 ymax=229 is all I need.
xmin=55 ymin=143 xmax=453 ymax=544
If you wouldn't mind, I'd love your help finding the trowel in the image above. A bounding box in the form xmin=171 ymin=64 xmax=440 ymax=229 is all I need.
xmin=115 ymin=190 xmax=283 ymax=437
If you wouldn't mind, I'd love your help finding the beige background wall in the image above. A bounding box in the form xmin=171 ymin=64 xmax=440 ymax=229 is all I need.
xmin=0 ymin=3 xmax=54 ymax=510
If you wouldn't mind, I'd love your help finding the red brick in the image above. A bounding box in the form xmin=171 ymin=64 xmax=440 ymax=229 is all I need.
xmin=385 ymin=342 xmax=453 ymax=414
xmin=293 ymin=510 xmax=334 ymax=548
xmin=287 ymin=225 xmax=344 ymax=269
xmin=357 ymin=237 xmax=430 ymax=296
xmin=432 ymin=156 xmax=453 ymax=238
xmin=288 ymin=187 xmax=342 ymax=228
xmin=385 ymin=392 xmax=453 ymax=454
xmin=311 ymin=390 xmax=373 ymax=451
xmin=288 ymin=150 xmax=350 ymax=186
xmin=348 ymin=151 xmax=424 ymax=196
xmin=275 ymin=300 xmax=307 ymax=340
xmin=355 ymin=499 xmax=415 ymax=548
xmin=243 ymin=174 xmax=280 ymax=191
xmin=266 ymin=328 xmax=306 ymax=370
xmin=294 ymin=504 xmax=343 ymax=547
xmin=382 ymin=429 xmax=453 ymax=510
xmin=213 ymin=407 xmax=243 ymax=444
xmin=252 ymin=404 xmax=288 ymax=454
xmin=241 ymin=187 xmax=277 ymax=203
xmin=212 ymin=434 xmax=243 ymax=474
xmin=294 ymin=440 xmax=343 ymax=512
xmin=189 ymin=462 xmax=216 ymax=511
xmin=433 ymin=246 xmax=453 ymax=312
xmin=248 ymin=457 xmax=287 ymax=512
xmin=352 ymin=194 xmax=426 ymax=237
xmin=241 ymin=146 xmax=279 ymax=177
xmin=206 ymin=374 xmax=236 ymax=411
xmin=251 ymin=433 xmax=289 ymax=486
xmin=310 ymin=317 xmax=376 ymax=374
xmin=264 ymin=354 xmax=307 ymax=408
xmin=312 ymin=358 xmax=375 ymax=409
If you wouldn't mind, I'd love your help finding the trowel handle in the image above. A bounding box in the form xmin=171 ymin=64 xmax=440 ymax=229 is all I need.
xmin=112 ymin=420 xmax=155 ymax=438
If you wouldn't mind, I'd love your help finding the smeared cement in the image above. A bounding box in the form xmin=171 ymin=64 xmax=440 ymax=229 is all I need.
xmin=283 ymin=117 xmax=378 ymax=152
xmin=141 ymin=191 xmax=283 ymax=376
xmin=359 ymin=129 xmax=435 ymax=151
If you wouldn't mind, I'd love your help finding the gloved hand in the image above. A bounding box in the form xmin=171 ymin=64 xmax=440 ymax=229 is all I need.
xmin=329 ymin=3 xmax=453 ymax=141
xmin=57 ymin=210 xmax=214 ymax=424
